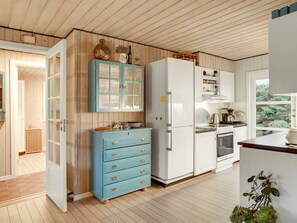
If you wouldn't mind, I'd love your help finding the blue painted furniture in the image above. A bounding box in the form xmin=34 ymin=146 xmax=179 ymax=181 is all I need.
xmin=0 ymin=71 xmax=5 ymax=121
xmin=88 ymin=59 xmax=144 ymax=112
xmin=90 ymin=128 xmax=151 ymax=202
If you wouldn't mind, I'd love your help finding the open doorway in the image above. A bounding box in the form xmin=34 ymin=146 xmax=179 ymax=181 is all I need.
xmin=17 ymin=66 xmax=46 ymax=176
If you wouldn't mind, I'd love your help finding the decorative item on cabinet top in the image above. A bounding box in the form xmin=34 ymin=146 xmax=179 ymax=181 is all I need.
xmin=90 ymin=128 xmax=152 ymax=203
xmin=93 ymin=39 xmax=111 ymax=60
xmin=88 ymin=59 xmax=144 ymax=112
xmin=173 ymin=52 xmax=199 ymax=65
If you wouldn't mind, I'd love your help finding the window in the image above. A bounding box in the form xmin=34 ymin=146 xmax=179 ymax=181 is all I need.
xmin=247 ymin=70 xmax=295 ymax=138
xmin=255 ymin=79 xmax=292 ymax=137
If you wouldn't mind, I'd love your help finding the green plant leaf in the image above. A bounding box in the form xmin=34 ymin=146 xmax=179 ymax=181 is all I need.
xmin=271 ymin=188 xmax=280 ymax=197
xmin=259 ymin=176 xmax=266 ymax=180
xmin=243 ymin=192 xmax=249 ymax=197
xmin=248 ymin=176 xmax=255 ymax=182
xmin=262 ymin=187 xmax=271 ymax=195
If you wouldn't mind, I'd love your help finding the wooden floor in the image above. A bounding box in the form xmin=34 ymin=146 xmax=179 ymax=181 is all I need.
xmin=0 ymin=164 xmax=239 ymax=223
xmin=17 ymin=152 xmax=45 ymax=176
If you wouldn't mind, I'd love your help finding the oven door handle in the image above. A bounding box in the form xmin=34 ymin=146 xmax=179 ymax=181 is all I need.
xmin=217 ymin=132 xmax=233 ymax=138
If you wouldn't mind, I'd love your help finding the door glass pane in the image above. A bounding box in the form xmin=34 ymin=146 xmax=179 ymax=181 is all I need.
xmin=99 ymin=63 xmax=109 ymax=78
xmin=49 ymin=77 xmax=60 ymax=97
xmin=99 ymin=79 xmax=109 ymax=93
xmin=124 ymin=96 xmax=133 ymax=109
xmin=48 ymin=57 xmax=54 ymax=76
xmin=134 ymin=96 xmax=142 ymax=109
xmin=54 ymin=53 xmax=61 ymax=74
xmin=134 ymin=83 xmax=141 ymax=95
xmin=55 ymin=145 xmax=60 ymax=166
xmin=124 ymin=67 xmax=133 ymax=80
xmin=110 ymin=80 xmax=119 ymax=94
xmin=48 ymin=101 xmax=53 ymax=119
xmin=110 ymin=65 xmax=120 ymax=79
xmin=134 ymin=68 xmax=142 ymax=81
xmin=256 ymin=130 xmax=281 ymax=137
xmin=99 ymin=94 xmax=109 ymax=109
xmin=49 ymin=121 xmax=61 ymax=142
xmin=49 ymin=142 xmax=54 ymax=162
xmin=124 ymin=82 xmax=133 ymax=94
xmin=256 ymin=104 xmax=291 ymax=128
xmin=110 ymin=95 xmax=120 ymax=109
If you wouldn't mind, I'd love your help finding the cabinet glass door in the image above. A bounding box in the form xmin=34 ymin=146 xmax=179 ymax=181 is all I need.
xmin=0 ymin=71 xmax=5 ymax=121
xmin=123 ymin=66 xmax=143 ymax=111
xmin=97 ymin=62 xmax=120 ymax=110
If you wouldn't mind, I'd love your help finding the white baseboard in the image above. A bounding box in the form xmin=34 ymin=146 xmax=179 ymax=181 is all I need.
xmin=72 ymin=192 xmax=93 ymax=201
xmin=0 ymin=175 xmax=12 ymax=181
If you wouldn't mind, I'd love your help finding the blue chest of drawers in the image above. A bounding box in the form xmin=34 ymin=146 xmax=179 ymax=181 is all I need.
xmin=90 ymin=128 xmax=151 ymax=202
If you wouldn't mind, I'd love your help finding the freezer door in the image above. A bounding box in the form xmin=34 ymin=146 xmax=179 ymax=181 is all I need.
xmin=166 ymin=126 xmax=194 ymax=180
xmin=166 ymin=58 xmax=194 ymax=127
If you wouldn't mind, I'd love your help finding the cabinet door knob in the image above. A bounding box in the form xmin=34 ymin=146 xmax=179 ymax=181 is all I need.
xmin=140 ymin=169 xmax=146 ymax=173
xmin=141 ymin=148 xmax=146 ymax=152
xmin=140 ymin=180 xmax=145 ymax=184
xmin=140 ymin=159 xmax=145 ymax=163
xmin=112 ymin=153 xmax=118 ymax=156
xmin=112 ymin=140 xmax=118 ymax=145
xmin=140 ymin=137 xmax=145 ymax=142
xmin=111 ymin=176 xmax=118 ymax=180
xmin=112 ymin=164 xmax=117 ymax=169
xmin=111 ymin=188 xmax=118 ymax=191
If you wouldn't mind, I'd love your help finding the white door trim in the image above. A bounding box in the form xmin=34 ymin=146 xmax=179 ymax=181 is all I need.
xmin=0 ymin=40 xmax=48 ymax=55
xmin=10 ymin=60 xmax=46 ymax=178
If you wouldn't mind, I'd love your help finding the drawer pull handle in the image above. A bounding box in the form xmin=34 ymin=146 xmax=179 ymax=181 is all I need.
xmin=111 ymin=188 xmax=118 ymax=191
xmin=141 ymin=148 xmax=146 ymax=152
xmin=140 ymin=180 xmax=145 ymax=184
xmin=112 ymin=141 xmax=118 ymax=145
xmin=111 ymin=176 xmax=118 ymax=180
xmin=112 ymin=153 xmax=118 ymax=156
xmin=140 ymin=137 xmax=145 ymax=142
xmin=140 ymin=159 xmax=145 ymax=163
xmin=140 ymin=169 xmax=146 ymax=173
xmin=112 ymin=164 xmax=117 ymax=169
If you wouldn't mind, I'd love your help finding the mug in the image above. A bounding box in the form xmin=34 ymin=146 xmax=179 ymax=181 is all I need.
xmin=118 ymin=53 xmax=128 ymax=63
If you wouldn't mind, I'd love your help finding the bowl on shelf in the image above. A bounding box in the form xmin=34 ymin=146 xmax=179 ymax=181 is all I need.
xmin=128 ymin=121 xmax=142 ymax=128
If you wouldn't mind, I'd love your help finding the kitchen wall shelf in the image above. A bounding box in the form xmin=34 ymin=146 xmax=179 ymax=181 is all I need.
xmin=90 ymin=128 xmax=151 ymax=203
xmin=88 ymin=59 xmax=144 ymax=112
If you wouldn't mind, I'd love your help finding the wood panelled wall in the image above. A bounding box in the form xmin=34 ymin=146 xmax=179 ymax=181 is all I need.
xmin=0 ymin=27 xmax=60 ymax=48
xmin=18 ymin=74 xmax=45 ymax=149
xmin=0 ymin=50 xmax=45 ymax=178
xmin=66 ymin=30 xmax=174 ymax=194
xmin=198 ymin=52 xmax=235 ymax=72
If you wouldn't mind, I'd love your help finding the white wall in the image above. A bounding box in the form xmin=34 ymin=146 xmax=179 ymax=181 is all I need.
xmin=233 ymin=55 xmax=269 ymax=121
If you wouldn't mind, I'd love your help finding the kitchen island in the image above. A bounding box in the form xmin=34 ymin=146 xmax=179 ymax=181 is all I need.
xmin=238 ymin=132 xmax=297 ymax=223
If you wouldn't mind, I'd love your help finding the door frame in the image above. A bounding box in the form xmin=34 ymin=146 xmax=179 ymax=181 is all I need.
xmin=10 ymin=60 xmax=46 ymax=178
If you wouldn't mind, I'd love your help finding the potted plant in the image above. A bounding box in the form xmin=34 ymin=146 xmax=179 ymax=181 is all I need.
xmin=230 ymin=170 xmax=280 ymax=223
xmin=115 ymin=45 xmax=128 ymax=63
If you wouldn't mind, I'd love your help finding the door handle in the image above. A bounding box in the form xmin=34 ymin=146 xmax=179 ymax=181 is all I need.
xmin=166 ymin=92 xmax=172 ymax=127
xmin=166 ymin=130 xmax=172 ymax=151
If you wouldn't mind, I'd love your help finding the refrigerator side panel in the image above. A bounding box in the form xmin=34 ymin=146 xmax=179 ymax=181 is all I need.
xmin=166 ymin=126 xmax=194 ymax=180
xmin=146 ymin=60 xmax=167 ymax=180
xmin=166 ymin=58 xmax=194 ymax=127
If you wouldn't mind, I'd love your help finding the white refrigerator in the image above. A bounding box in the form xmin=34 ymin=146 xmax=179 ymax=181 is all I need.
xmin=146 ymin=58 xmax=194 ymax=184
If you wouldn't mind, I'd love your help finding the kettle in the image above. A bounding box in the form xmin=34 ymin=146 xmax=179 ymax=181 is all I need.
xmin=210 ymin=113 xmax=220 ymax=124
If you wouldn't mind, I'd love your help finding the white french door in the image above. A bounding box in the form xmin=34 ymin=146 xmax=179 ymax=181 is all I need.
xmin=45 ymin=39 xmax=67 ymax=212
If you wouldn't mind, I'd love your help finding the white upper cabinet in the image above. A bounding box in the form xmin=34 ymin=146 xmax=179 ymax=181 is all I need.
xmin=269 ymin=12 xmax=297 ymax=94
xmin=195 ymin=66 xmax=234 ymax=102
xmin=220 ymin=70 xmax=234 ymax=103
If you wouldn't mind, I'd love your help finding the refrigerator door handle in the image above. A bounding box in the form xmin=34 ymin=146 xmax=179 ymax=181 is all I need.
xmin=166 ymin=130 xmax=172 ymax=151
xmin=166 ymin=92 xmax=172 ymax=126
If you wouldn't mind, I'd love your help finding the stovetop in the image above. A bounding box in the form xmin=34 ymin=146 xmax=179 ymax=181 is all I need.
xmin=195 ymin=123 xmax=234 ymax=134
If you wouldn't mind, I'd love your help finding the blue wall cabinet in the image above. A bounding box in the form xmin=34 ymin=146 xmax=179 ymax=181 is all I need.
xmin=90 ymin=128 xmax=151 ymax=203
xmin=88 ymin=59 xmax=144 ymax=112
xmin=0 ymin=71 xmax=5 ymax=121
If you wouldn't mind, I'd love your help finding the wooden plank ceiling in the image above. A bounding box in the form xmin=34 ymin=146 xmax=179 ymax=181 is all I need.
xmin=0 ymin=0 xmax=293 ymax=60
